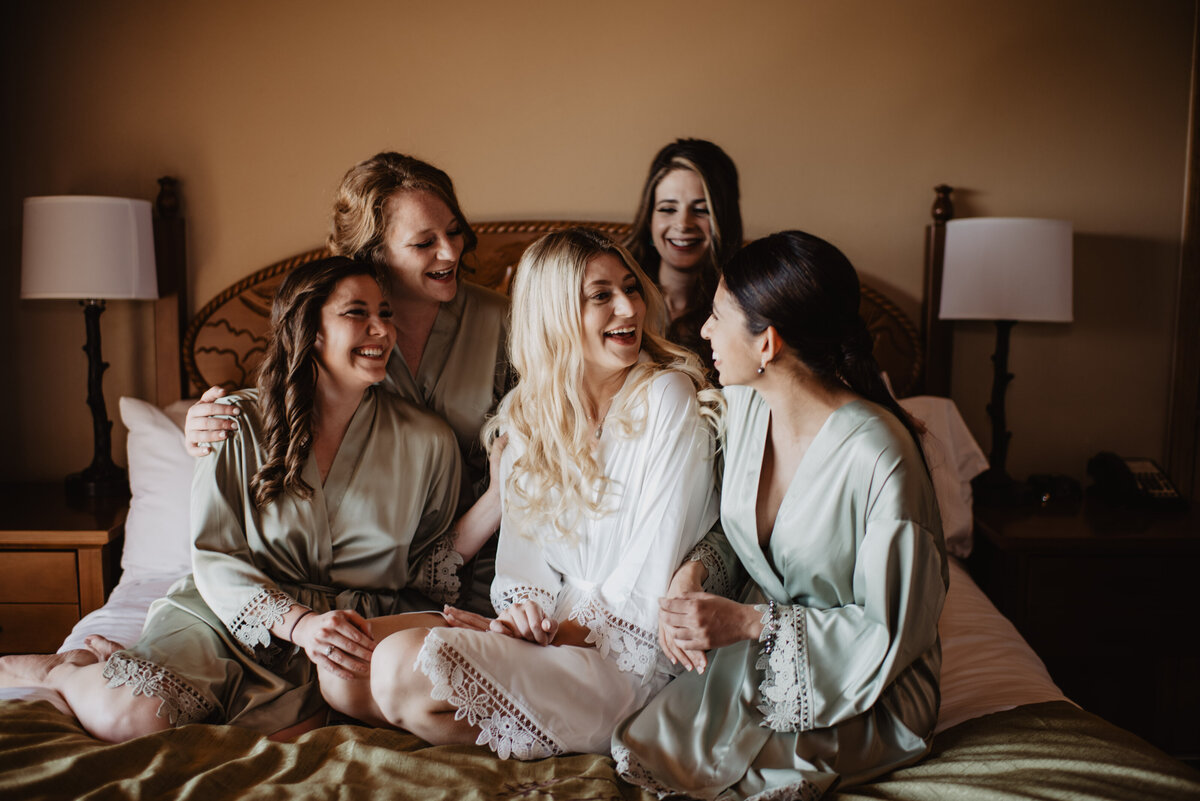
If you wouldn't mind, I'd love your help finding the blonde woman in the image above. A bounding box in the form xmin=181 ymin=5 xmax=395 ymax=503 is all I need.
xmin=356 ymin=228 xmax=721 ymax=759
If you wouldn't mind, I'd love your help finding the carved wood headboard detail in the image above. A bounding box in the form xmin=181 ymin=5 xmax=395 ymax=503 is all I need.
xmin=181 ymin=220 xmax=923 ymax=397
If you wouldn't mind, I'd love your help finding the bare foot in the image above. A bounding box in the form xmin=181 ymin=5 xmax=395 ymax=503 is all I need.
xmin=84 ymin=635 xmax=126 ymax=662
xmin=0 ymin=650 xmax=97 ymax=688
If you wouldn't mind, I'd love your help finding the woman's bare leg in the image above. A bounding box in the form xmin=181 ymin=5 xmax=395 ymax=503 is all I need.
xmin=369 ymin=627 xmax=478 ymax=745
xmin=318 ymin=611 xmax=446 ymax=727
xmin=47 ymin=661 xmax=169 ymax=742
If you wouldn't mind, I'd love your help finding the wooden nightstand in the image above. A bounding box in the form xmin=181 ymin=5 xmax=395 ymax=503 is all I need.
xmin=970 ymin=498 xmax=1200 ymax=759
xmin=0 ymin=483 xmax=126 ymax=654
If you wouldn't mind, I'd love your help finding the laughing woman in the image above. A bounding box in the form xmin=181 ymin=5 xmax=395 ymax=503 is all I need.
xmin=0 ymin=257 xmax=496 ymax=741
xmin=354 ymin=228 xmax=722 ymax=759
xmin=613 ymin=231 xmax=947 ymax=800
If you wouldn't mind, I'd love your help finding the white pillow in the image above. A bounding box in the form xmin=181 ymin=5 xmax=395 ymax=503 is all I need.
xmin=898 ymin=396 xmax=990 ymax=559
xmin=119 ymin=396 xmax=196 ymax=579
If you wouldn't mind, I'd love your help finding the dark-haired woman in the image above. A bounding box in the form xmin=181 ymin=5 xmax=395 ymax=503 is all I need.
xmin=612 ymin=232 xmax=947 ymax=800
xmin=625 ymin=138 xmax=742 ymax=371
xmin=0 ymin=257 xmax=500 ymax=742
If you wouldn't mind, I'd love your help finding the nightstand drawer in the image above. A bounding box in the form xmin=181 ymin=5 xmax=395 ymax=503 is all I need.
xmin=0 ymin=551 xmax=78 ymax=603
xmin=0 ymin=603 xmax=80 ymax=653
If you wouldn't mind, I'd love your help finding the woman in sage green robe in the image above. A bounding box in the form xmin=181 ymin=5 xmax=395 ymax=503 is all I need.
xmin=613 ymin=231 xmax=947 ymax=800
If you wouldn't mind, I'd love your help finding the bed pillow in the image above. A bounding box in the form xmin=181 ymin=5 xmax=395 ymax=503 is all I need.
xmin=897 ymin=396 xmax=989 ymax=559
xmin=119 ymin=396 xmax=196 ymax=579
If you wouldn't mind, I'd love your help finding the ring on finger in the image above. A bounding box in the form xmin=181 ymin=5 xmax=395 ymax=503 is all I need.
xmin=324 ymin=645 xmax=334 ymax=657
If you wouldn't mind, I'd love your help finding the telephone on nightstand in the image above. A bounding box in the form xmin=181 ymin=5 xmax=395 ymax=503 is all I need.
xmin=1086 ymin=452 xmax=1186 ymax=510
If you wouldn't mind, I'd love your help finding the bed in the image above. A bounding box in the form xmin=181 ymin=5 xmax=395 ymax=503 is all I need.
xmin=1 ymin=182 xmax=1197 ymax=801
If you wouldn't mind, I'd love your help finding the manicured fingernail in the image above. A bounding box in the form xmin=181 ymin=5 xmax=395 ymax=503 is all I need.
xmin=230 ymin=422 xmax=239 ymax=431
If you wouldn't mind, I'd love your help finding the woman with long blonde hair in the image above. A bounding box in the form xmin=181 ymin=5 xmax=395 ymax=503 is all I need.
xmin=357 ymin=228 xmax=722 ymax=759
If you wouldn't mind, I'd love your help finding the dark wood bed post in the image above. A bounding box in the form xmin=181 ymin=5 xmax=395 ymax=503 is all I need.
xmin=920 ymin=184 xmax=955 ymax=396
xmin=153 ymin=177 xmax=188 ymax=406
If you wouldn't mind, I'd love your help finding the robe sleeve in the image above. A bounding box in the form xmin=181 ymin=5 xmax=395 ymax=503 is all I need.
xmin=190 ymin=398 xmax=299 ymax=658
xmin=570 ymin=373 xmax=719 ymax=681
xmin=756 ymin=450 xmax=947 ymax=732
xmin=407 ymin=423 xmax=465 ymax=605
xmin=489 ymin=439 xmax=564 ymax=617
xmin=684 ymin=521 xmax=746 ymax=599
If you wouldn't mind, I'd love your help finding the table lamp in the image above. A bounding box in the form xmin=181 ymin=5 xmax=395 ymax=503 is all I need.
xmin=21 ymin=195 xmax=159 ymax=497
xmin=938 ymin=217 xmax=1073 ymax=505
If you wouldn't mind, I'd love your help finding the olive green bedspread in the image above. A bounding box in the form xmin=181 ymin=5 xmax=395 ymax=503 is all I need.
xmin=1 ymin=700 xmax=1196 ymax=800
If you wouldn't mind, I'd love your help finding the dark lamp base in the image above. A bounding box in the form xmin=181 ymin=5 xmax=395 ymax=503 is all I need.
xmin=65 ymin=465 xmax=130 ymax=500
xmin=972 ymin=468 xmax=1036 ymax=508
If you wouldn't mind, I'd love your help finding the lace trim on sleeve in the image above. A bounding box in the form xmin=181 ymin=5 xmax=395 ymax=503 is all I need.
xmin=411 ymin=539 xmax=464 ymax=605
xmin=228 ymin=587 xmax=295 ymax=654
xmin=755 ymin=603 xmax=813 ymax=732
xmin=491 ymin=584 xmax=555 ymax=616
xmin=686 ymin=540 xmax=734 ymax=598
xmin=416 ymin=630 xmax=563 ymax=760
xmin=102 ymin=653 xmax=213 ymax=726
xmin=570 ymin=596 xmax=659 ymax=678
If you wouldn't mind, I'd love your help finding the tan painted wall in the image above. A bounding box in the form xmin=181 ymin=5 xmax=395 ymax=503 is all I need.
xmin=0 ymin=0 xmax=1191 ymax=484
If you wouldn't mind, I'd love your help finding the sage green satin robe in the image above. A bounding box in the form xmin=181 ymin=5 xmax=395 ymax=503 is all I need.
xmin=613 ymin=391 xmax=947 ymax=801
xmin=102 ymin=387 xmax=462 ymax=733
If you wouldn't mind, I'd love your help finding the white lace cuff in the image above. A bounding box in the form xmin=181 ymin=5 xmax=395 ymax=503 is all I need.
xmin=570 ymin=596 xmax=659 ymax=678
xmin=411 ymin=539 xmax=464 ymax=605
xmin=686 ymin=540 xmax=734 ymax=598
xmin=417 ymin=630 xmax=563 ymax=760
xmin=228 ymin=587 xmax=295 ymax=654
xmin=755 ymin=603 xmax=812 ymax=732
xmin=491 ymin=584 xmax=555 ymax=616
xmin=103 ymin=653 xmax=213 ymax=726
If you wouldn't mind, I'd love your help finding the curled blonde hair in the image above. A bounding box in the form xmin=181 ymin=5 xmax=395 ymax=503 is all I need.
xmin=484 ymin=227 xmax=722 ymax=539
xmin=328 ymin=151 xmax=477 ymax=264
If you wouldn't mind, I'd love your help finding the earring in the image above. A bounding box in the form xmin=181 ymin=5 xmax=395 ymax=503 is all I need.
xmin=757 ymin=365 xmax=765 ymax=375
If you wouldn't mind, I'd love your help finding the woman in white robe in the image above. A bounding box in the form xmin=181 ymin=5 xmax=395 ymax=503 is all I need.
xmin=356 ymin=227 xmax=722 ymax=758
xmin=612 ymin=231 xmax=947 ymax=800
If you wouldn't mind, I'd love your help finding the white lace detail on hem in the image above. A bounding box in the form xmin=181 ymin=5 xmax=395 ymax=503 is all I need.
xmin=687 ymin=539 xmax=734 ymax=598
xmin=102 ymin=653 xmax=213 ymax=726
xmin=491 ymin=584 xmax=555 ymax=616
xmin=416 ymin=630 xmax=562 ymax=760
xmin=411 ymin=539 xmax=463 ymax=605
xmin=570 ymin=595 xmax=658 ymax=678
xmin=612 ymin=742 xmax=680 ymax=798
xmin=229 ymin=587 xmax=295 ymax=654
xmin=756 ymin=604 xmax=812 ymax=732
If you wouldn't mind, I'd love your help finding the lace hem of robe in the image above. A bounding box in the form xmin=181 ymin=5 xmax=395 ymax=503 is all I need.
xmin=411 ymin=539 xmax=463 ymax=605
xmin=416 ymin=630 xmax=563 ymax=760
xmin=491 ymin=584 xmax=556 ymax=616
xmin=229 ymin=587 xmax=295 ymax=654
xmin=612 ymin=743 xmax=683 ymax=799
xmin=102 ymin=653 xmax=213 ymax=726
xmin=687 ymin=539 xmax=734 ymax=598
xmin=755 ymin=604 xmax=813 ymax=732
xmin=570 ymin=595 xmax=658 ymax=678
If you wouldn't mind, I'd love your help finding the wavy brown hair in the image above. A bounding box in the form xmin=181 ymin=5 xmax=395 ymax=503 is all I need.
xmin=328 ymin=151 xmax=477 ymax=265
xmin=250 ymin=256 xmax=387 ymax=507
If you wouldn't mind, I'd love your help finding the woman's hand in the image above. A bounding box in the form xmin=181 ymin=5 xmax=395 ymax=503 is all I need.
xmin=658 ymin=592 xmax=763 ymax=671
xmin=185 ymin=386 xmax=240 ymax=456
xmin=292 ymin=609 xmax=375 ymax=680
xmin=659 ymin=559 xmax=709 ymax=672
xmin=491 ymin=601 xmax=558 ymax=645
xmin=441 ymin=605 xmax=494 ymax=632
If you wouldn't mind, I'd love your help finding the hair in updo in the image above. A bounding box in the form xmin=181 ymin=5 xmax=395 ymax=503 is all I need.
xmin=723 ymin=230 xmax=925 ymax=457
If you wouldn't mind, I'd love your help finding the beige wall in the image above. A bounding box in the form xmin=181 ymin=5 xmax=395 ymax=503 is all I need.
xmin=0 ymin=0 xmax=1191 ymax=483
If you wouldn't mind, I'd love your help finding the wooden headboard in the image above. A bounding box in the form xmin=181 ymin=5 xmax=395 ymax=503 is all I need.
xmin=158 ymin=197 xmax=937 ymax=402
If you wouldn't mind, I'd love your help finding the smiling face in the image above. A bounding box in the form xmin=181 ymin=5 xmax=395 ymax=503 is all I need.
xmin=701 ymin=280 xmax=763 ymax=386
xmin=314 ymin=274 xmax=396 ymax=394
xmin=579 ymin=253 xmax=647 ymax=380
xmin=381 ymin=189 xmax=465 ymax=305
xmin=650 ymin=168 xmax=714 ymax=274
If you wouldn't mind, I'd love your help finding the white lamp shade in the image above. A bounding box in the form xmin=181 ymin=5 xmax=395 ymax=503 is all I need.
xmin=21 ymin=196 xmax=158 ymax=300
xmin=938 ymin=217 xmax=1072 ymax=322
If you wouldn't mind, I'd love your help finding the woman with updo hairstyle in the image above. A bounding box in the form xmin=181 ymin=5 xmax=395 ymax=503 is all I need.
xmin=0 ymin=257 xmax=502 ymax=741
xmin=352 ymin=228 xmax=722 ymax=760
xmin=625 ymin=138 xmax=743 ymax=371
xmin=613 ymin=231 xmax=947 ymax=800
xmin=184 ymin=152 xmax=511 ymax=613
